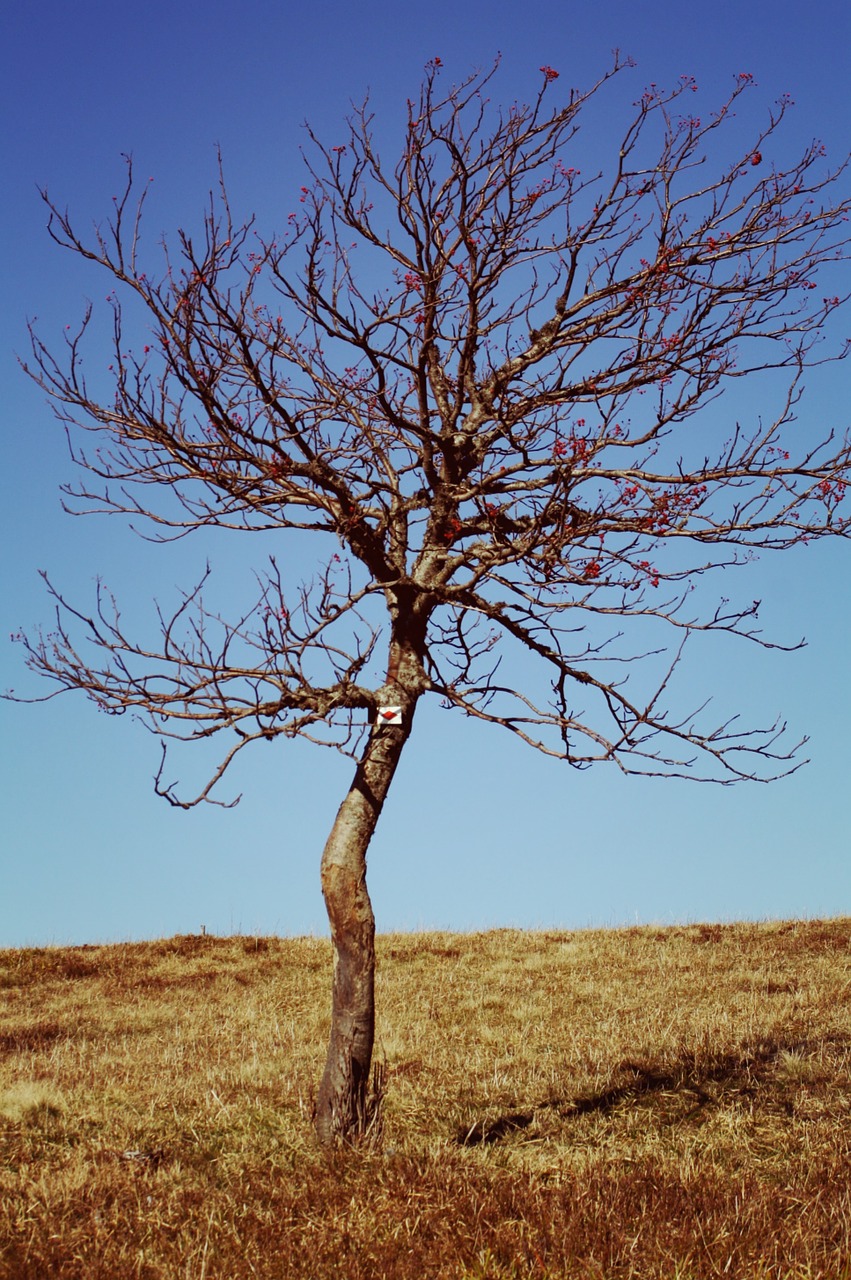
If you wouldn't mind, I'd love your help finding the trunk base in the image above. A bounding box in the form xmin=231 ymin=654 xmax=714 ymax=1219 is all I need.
xmin=314 ymin=1053 xmax=386 ymax=1149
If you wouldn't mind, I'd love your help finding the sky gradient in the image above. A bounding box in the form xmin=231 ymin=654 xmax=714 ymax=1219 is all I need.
xmin=2 ymin=0 xmax=850 ymax=947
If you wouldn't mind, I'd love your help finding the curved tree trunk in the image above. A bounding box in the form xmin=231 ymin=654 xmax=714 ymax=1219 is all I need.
xmin=313 ymin=691 xmax=416 ymax=1147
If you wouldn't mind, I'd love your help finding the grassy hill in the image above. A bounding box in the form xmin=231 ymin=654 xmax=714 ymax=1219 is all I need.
xmin=1 ymin=919 xmax=850 ymax=1279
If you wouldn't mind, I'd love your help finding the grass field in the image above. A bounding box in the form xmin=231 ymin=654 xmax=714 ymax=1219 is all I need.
xmin=1 ymin=918 xmax=849 ymax=1278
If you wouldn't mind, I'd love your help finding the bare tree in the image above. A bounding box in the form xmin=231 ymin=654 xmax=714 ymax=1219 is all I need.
xmin=12 ymin=56 xmax=851 ymax=1145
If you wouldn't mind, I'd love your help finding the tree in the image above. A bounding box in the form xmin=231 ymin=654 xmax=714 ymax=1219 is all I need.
xmin=12 ymin=56 xmax=851 ymax=1145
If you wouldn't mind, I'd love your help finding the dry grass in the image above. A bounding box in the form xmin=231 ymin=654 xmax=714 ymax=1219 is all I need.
xmin=1 ymin=919 xmax=850 ymax=1278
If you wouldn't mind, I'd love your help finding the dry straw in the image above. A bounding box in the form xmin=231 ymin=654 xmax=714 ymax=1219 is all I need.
xmin=1 ymin=919 xmax=850 ymax=1278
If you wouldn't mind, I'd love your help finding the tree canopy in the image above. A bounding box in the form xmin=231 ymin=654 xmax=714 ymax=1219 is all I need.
xmin=21 ymin=59 xmax=851 ymax=795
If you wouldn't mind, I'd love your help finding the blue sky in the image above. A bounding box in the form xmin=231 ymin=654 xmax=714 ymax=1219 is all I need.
xmin=2 ymin=0 xmax=849 ymax=947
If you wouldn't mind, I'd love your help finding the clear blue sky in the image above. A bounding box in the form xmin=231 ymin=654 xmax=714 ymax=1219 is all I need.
xmin=2 ymin=0 xmax=849 ymax=947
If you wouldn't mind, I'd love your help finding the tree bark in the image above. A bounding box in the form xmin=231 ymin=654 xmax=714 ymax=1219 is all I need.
xmin=313 ymin=695 xmax=415 ymax=1146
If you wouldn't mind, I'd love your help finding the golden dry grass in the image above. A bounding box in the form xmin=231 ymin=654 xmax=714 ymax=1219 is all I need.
xmin=1 ymin=919 xmax=850 ymax=1278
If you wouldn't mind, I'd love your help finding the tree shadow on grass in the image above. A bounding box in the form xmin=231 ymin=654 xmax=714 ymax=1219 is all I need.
xmin=454 ymin=1034 xmax=845 ymax=1146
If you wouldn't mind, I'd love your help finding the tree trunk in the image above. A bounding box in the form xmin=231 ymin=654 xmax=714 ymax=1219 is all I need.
xmin=313 ymin=700 xmax=415 ymax=1146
